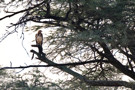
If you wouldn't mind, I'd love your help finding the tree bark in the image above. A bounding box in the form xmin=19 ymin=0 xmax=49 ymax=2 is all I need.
xmin=99 ymin=43 xmax=135 ymax=80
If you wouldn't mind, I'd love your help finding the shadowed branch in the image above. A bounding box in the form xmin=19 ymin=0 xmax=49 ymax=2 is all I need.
xmin=0 ymin=49 xmax=135 ymax=88
xmin=29 ymin=49 xmax=135 ymax=89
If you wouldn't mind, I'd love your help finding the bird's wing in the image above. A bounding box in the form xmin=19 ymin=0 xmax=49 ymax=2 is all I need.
xmin=35 ymin=33 xmax=38 ymax=44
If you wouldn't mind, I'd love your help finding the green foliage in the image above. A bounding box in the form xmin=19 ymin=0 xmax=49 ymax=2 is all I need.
xmin=0 ymin=69 xmax=7 ymax=76
xmin=0 ymin=68 xmax=63 ymax=90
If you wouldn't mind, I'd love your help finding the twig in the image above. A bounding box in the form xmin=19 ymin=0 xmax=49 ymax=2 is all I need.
xmin=0 ymin=1 xmax=46 ymax=21
xmin=0 ymin=59 xmax=109 ymax=70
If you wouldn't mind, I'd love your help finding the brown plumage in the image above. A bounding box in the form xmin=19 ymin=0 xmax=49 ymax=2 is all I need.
xmin=35 ymin=30 xmax=43 ymax=46
xmin=35 ymin=30 xmax=43 ymax=54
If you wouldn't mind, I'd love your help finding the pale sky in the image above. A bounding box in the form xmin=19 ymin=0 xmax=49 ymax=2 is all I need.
xmin=0 ymin=11 xmax=40 ymax=67
xmin=0 ymin=12 xmax=66 ymax=81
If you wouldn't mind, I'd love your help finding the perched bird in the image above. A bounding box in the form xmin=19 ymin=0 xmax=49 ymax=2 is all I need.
xmin=35 ymin=30 xmax=43 ymax=46
xmin=35 ymin=30 xmax=43 ymax=54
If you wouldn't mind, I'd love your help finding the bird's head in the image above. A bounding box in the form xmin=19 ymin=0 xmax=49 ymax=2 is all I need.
xmin=38 ymin=30 xmax=42 ymax=34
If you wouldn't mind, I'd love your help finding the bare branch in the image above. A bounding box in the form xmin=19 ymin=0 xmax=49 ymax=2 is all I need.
xmin=0 ymin=30 xmax=16 ymax=43
xmin=85 ymin=80 xmax=135 ymax=89
xmin=99 ymin=42 xmax=135 ymax=80
xmin=0 ymin=47 xmax=135 ymax=88
xmin=30 ymin=49 xmax=135 ymax=89
xmin=0 ymin=60 xmax=109 ymax=70
xmin=0 ymin=1 xmax=46 ymax=21
xmin=0 ymin=65 xmax=135 ymax=88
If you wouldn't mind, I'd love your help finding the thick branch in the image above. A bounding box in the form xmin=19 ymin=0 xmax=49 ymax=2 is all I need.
xmin=30 ymin=49 xmax=85 ymax=81
xmin=29 ymin=49 xmax=135 ymax=89
xmin=85 ymin=80 xmax=135 ymax=89
xmin=0 ymin=47 xmax=134 ymax=88
xmin=99 ymin=43 xmax=135 ymax=80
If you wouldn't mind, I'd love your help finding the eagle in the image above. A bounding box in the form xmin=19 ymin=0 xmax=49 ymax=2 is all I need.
xmin=35 ymin=30 xmax=43 ymax=53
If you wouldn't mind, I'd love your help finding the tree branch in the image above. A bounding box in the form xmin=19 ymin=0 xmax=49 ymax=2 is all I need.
xmin=0 ymin=48 xmax=134 ymax=88
xmin=0 ymin=59 xmax=109 ymax=70
xmin=29 ymin=49 xmax=135 ymax=89
xmin=85 ymin=80 xmax=135 ymax=89
xmin=99 ymin=42 xmax=135 ymax=80
xmin=0 ymin=1 xmax=46 ymax=21
xmin=30 ymin=49 xmax=85 ymax=81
